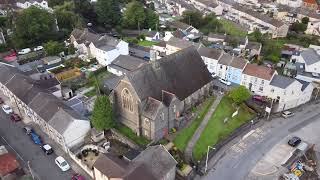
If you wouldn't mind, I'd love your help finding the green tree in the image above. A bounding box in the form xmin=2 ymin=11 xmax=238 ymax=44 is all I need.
xmin=122 ymin=1 xmax=146 ymax=29
xmin=13 ymin=6 xmax=56 ymax=47
xmin=181 ymin=10 xmax=203 ymax=28
xmin=0 ymin=17 xmax=7 ymax=27
xmin=44 ymin=41 xmax=64 ymax=56
xmin=229 ymin=85 xmax=251 ymax=104
xmin=91 ymin=96 xmax=114 ymax=131
xmin=144 ymin=8 xmax=158 ymax=29
xmin=95 ymin=0 xmax=121 ymax=27
xmin=251 ymin=29 xmax=263 ymax=42
xmin=67 ymin=45 xmax=76 ymax=55
xmin=54 ymin=1 xmax=83 ymax=32
xmin=302 ymin=17 xmax=309 ymax=24
xmin=290 ymin=22 xmax=307 ymax=33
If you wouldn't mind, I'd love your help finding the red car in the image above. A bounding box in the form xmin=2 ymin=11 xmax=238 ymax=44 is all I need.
xmin=252 ymin=95 xmax=266 ymax=102
xmin=10 ymin=113 xmax=21 ymax=122
xmin=0 ymin=98 xmax=4 ymax=104
xmin=72 ymin=174 xmax=85 ymax=180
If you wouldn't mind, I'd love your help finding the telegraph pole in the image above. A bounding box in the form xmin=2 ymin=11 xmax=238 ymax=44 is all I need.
xmin=28 ymin=161 xmax=35 ymax=180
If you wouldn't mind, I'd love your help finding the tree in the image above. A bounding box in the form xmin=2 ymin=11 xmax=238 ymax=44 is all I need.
xmin=54 ymin=1 xmax=82 ymax=32
xmin=302 ymin=17 xmax=309 ymax=24
xmin=251 ymin=29 xmax=263 ymax=42
xmin=229 ymin=86 xmax=251 ymax=104
xmin=181 ymin=10 xmax=203 ymax=28
xmin=290 ymin=22 xmax=307 ymax=33
xmin=144 ymin=8 xmax=159 ymax=29
xmin=122 ymin=1 xmax=146 ymax=29
xmin=95 ymin=0 xmax=121 ymax=27
xmin=44 ymin=41 xmax=64 ymax=56
xmin=91 ymin=96 xmax=114 ymax=131
xmin=13 ymin=6 xmax=56 ymax=47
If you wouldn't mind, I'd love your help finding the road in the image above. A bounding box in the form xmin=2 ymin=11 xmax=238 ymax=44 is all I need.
xmin=0 ymin=110 xmax=74 ymax=180
xmin=202 ymin=101 xmax=320 ymax=180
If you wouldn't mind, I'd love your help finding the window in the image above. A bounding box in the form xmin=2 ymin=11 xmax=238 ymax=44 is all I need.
xmin=161 ymin=112 xmax=165 ymax=120
xmin=259 ymin=86 xmax=263 ymax=92
xmin=121 ymin=88 xmax=133 ymax=112
xmin=261 ymin=80 xmax=264 ymax=85
xmin=173 ymin=105 xmax=176 ymax=113
xmin=144 ymin=118 xmax=149 ymax=127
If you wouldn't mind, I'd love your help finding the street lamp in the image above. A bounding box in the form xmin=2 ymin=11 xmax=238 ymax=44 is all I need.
xmin=205 ymin=146 xmax=216 ymax=173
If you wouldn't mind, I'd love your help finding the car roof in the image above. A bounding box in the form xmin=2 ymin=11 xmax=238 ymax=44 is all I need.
xmin=2 ymin=104 xmax=9 ymax=108
xmin=56 ymin=156 xmax=66 ymax=163
xmin=283 ymin=111 xmax=292 ymax=114
xmin=43 ymin=144 xmax=52 ymax=150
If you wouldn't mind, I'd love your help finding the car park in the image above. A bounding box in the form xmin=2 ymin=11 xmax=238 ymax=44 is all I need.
xmin=2 ymin=105 xmax=13 ymax=114
xmin=55 ymin=156 xmax=70 ymax=172
xmin=288 ymin=136 xmax=301 ymax=147
xmin=30 ymin=132 xmax=42 ymax=145
xmin=18 ymin=48 xmax=31 ymax=55
xmin=282 ymin=111 xmax=294 ymax=118
xmin=72 ymin=173 xmax=86 ymax=180
xmin=23 ymin=126 xmax=33 ymax=135
xmin=41 ymin=144 xmax=54 ymax=155
xmin=219 ymin=78 xmax=231 ymax=86
xmin=10 ymin=113 xmax=21 ymax=122
xmin=33 ymin=46 xmax=43 ymax=51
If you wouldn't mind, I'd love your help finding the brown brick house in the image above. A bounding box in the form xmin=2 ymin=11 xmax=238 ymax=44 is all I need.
xmin=109 ymin=47 xmax=213 ymax=141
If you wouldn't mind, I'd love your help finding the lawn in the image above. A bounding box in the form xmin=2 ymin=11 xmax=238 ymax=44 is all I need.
xmin=115 ymin=124 xmax=150 ymax=147
xmin=192 ymin=96 xmax=255 ymax=160
xmin=173 ymin=97 xmax=215 ymax=152
xmin=84 ymin=88 xmax=96 ymax=97
xmin=219 ymin=19 xmax=247 ymax=37
xmin=137 ymin=40 xmax=158 ymax=47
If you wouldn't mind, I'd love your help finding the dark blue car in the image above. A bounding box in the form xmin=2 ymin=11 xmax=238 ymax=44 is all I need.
xmin=30 ymin=132 xmax=42 ymax=145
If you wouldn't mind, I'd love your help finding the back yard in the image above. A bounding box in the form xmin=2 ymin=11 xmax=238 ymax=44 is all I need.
xmin=192 ymin=96 xmax=255 ymax=160
xmin=173 ymin=97 xmax=215 ymax=152
xmin=219 ymin=19 xmax=247 ymax=37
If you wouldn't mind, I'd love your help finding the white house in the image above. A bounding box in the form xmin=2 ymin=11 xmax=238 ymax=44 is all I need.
xmin=198 ymin=46 xmax=223 ymax=74
xmin=305 ymin=21 xmax=320 ymax=36
xmin=267 ymin=75 xmax=313 ymax=112
xmin=241 ymin=64 xmax=277 ymax=95
xmin=276 ymin=0 xmax=303 ymax=8
xmin=292 ymin=47 xmax=320 ymax=74
xmin=190 ymin=0 xmax=224 ymax=15
xmin=16 ymin=0 xmax=53 ymax=12
xmin=70 ymin=29 xmax=129 ymax=66
xmin=217 ymin=53 xmax=234 ymax=80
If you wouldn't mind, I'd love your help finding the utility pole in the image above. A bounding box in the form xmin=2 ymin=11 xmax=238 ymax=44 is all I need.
xmin=205 ymin=146 xmax=216 ymax=173
xmin=28 ymin=161 xmax=35 ymax=180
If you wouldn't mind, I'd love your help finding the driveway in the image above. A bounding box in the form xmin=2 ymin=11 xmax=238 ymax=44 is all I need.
xmin=202 ymin=101 xmax=320 ymax=180
xmin=0 ymin=110 xmax=75 ymax=180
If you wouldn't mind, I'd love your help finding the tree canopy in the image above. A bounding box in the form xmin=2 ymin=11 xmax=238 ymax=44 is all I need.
xmin=91 ymin=96 xmax=114 ymax=131
xmin=54 ymin=1 xmax=82 ymax=32
xmin=44 ymin=41 xmax=65 ymax=56
xmin=96 ymin=0 xmax=121 ymax=27
xmin=122 ymin=1 xmax=146 ymax=29
xmin=13 ymin=6 xmax=56 ymax=48
xmin=229 ymin=86 xmax=251 ymax=104
xmin=182 ymin=10 xmax=203 ymax=28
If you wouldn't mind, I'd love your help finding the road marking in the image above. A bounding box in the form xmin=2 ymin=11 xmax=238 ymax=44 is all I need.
xmin=1 ymin=136 xmax=25 ymax=162
xmin=242 ymin=130 xmax=255 ymax=140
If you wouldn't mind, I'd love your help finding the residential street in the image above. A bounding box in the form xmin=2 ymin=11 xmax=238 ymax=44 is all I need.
xmin=202 ymin=101 xmax=320 ymax=180
xmin=0 ymin=110 xmax=74 ymax=180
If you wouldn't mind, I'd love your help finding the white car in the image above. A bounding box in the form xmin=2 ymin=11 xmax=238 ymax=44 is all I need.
xmin=33 ymin=46 xmax=43 ymax=51
xmin=55 ymin=156 xmax=70 ymax=171
xmin=2 ymin=105 xmax=13 ymax=114
xmin=282 ymin=111 xmax=294 ymax=118
xmin=211 ymin=73 xmax=218 ymax=79
xmin=18 ymin=48 xmax=31 ymax=55
xmin=219 ymin=78 xmax=231 ymax=86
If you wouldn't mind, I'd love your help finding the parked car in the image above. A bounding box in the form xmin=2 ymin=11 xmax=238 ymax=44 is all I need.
xmin=252 ymin=95 xmax=266 ymax=102
xmin=18 ymin=48 xmax=31 ymax=55
xmin=288 ymin=136 xmax=301 ymax=147
xmin=23 ymin=126 xmax=33 ymax=135
xmin=2 ymin=105 xmax=13 ymax=114
xmin=211 ymin=73 xmax=217 ymax=79
xmin=30 ymin=132 xmax=42 ymax=145
xmin=41 ymin=144 xmax=54 ymax=155
xmin=10 ymin=113 xmax=21 ymax=122
xmin=33 ymin=46 xmax=43 ymax=51
xmin=72 ymin=173 xmax=86 ymax=180
xmin=219 ymin=78 xmax=231 ymax=86
xmin=55 ymin=156 xmax=70 ymax=172
xmin=282 ymin=111 xmax=294 ymax=118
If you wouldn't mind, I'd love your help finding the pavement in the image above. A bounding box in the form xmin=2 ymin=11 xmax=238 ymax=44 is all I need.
xmin=184 ymin=93 xmax=223 ymax=161
xmin=0 ymin=94 xmax=92 ymax=180
xmin=201 ymin=100 xmax=320 ymax=180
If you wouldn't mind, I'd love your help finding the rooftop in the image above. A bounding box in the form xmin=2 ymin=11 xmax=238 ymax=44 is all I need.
xmin=270 ymin=75 xmax=296 ymax=89
xmin=243 ymin=64 xmax=275 ymax=80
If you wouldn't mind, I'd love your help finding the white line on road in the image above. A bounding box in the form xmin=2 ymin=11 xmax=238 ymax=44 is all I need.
xmin=1 ymin=135 xmax=25 ymax=163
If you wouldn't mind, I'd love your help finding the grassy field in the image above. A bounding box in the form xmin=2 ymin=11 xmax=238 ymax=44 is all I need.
xmin=192 ymin=96 xmax=255 ymax=160
xmin=137 ymin=40 xmax=158 ymax=47
xmin=115 ymin=124 xmax=150 ymax=147
xmin=173 ymin=97 xmax=215 ymax=152
xmin=219 ymin=19 xmax=247 ymax=37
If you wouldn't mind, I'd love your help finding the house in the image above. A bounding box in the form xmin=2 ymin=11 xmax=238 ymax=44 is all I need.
xmin=198 ymin=46 xmax=224 ymax=74
xmin=107 ymin=55 xmax=147 ymax=76
xmin=206 ymin=33 xmax=248 ymax=49
xmin=93 ymin=145 xmax=177 ymax=180
xmin=292 ymin=47 xmax=320 ymax=74
xmin=276 ymin=0 xmax=302 ymax=8
xmin=0 ymin=65 xmax=90 ymax=151
xmin=70 ymin=28 xmax=129 ymax=66
xmin=16 ymin=0 xmax=52 ymax=12
xmin=166 ymin=37 xmax=202 ymax=55
xmin=267 ymin=75 xmax=314 ymax=112
xmin=165 ymin=0 xmax=197 ymax=16
xmin=121 ymin=29 xmax=161 ymax=41
xmin=227 ymin=57 xmax=247 ymax=85
xmin=245 ymin=42 xmax=262 ymax=58
xmin=306 ymin=21 xmax=320 ymax=36
xmin=129 ymin=44 xmax=151 ymax=60
xmin=226 ymin=3 xmax=289 ymax=38
xmin=166 ymin=20 xmax=201 ymax=42
xmin=217 ymin=53 xmax=234 ymax=80
xmin=190 ymin=0 xmax=224 ymax=15
xmin=241 ymin=64 xmax=276 ymax=95
xmin=150 ymin=41 xmax=166 ymax=60
xmin=302 ymin=0 xmax=319 ymax=10
xmin=109 ymin=47 xmax=212 ymax=140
